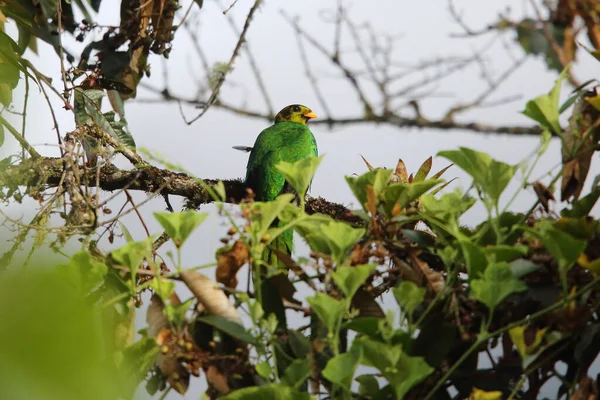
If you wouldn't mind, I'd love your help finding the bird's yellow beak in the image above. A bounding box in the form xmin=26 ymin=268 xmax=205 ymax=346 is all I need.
xmin=303 ymin=111 xmax=317 ymax=119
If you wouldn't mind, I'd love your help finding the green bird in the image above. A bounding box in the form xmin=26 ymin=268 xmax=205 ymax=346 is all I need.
xmin=244 ymin=104 xmax=318 ymax=328
xmin=245 ymin=104 xmax=318 ymax=263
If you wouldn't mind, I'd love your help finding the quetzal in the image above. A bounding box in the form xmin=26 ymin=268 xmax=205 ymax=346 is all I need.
xmin=244 ymin=104 xmax=318 ymax=327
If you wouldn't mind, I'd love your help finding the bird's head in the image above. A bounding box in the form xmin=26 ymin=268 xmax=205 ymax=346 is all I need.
xmin=275 ymin=104 xmax=317 ymax=125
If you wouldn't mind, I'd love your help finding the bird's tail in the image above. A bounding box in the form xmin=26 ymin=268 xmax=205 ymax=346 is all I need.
xmin=259 ymin=222 xmax=293 ymax=331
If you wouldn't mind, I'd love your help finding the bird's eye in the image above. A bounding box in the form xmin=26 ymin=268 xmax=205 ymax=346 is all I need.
xmin=292 ymin=105 xmax=300 ymax=112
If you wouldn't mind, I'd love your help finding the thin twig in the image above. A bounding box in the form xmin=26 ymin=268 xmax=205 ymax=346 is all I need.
xmin=180 ymin=0 xmax=263 ymax=125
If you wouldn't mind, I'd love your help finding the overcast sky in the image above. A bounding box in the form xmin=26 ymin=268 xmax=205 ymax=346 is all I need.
xmin=2 ymin=0 xmax=600 ymax=397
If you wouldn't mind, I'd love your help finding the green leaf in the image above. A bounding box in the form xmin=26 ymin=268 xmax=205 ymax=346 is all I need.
xmin=420 ymin=189 xmax=476 ymax=220
xmin=38 ymin=0 xmax=58 ymax=19
xmin=539 ymin=129 xmax=552 ymax=156
xmin=0 ymin=123 xmax=4 ymax=148
xmin=220 ymin=384 xmax=310 ymax=400
xmin=250 ymin=194 xmax=295 ymax=236
xmin=153 ymin=211 xmax=209 ymax=247
xmin=276 ymin=155 xmax=323 ymax=196
xmin=214 ymin=180 xmax=226 ymax=201
xmin=196 ymin=315 xmax=257 ymax=345
xmin=295 ymin=216 xmax=365 ymax=265
xmin=56 ymin=250 xmax=108 ymax=295
xmin=332 ymin=264 xmax=376 ymax=299
xmin=484 ymin=244 xmax=529 ymax=263
xmin=393 ymin=281 xmax=426 ymax=318
xmin=379 ymin=179 xmax=442 ymax=216
xmin=438 ymin=148 xmax=515 ymax=206
xmin=344 ymin=317 xmax=384 ymax=337
xmin=255 ymin=361 xmax=272 ymax=380
xmin=534 ymin=220 xmax=587 ymax=278
xmin=509 ymin=258 xmax=541 ymax=279
xmin=413 ymin=157 xmax=432 ymax=182
xmin=322 ymin=346 xmax=361 ymax=390
xmin=0 ymin=31 xmax=22 ymax=90
xmin=470 ymin=262 xmax=527 ymax=310
xmin=288 ymin=330 xmax=311 ymax=358
xmin=561 ymin=189 xmax=600 ymax=218
xmin=522 ymin=67 xmax=569 ymax=135
xmin=74 ymin=88 xmax=136 ymax=149
xmin=148 ymin=278 xmax=175 ymax=301
xmin=306 ymin=293 xmax=346 ymax=334
xmin=460 ymin=241 xmax=487 ymax=280
xmin=165 ymin=299 xmax=193 ymax=327
xmin=356 ymin=338 xmax=433 ymax=399
xmin=111 ymin=238 xmax=153 ymax=272
xmin=346 ymin=169 xmax=393 ymax=211
xmin=119 ymin=336 xmax=159 ymax=392
xmin=280 ymin=358 xmax=311 ymax=389
xmin=0 ymin=83 xmax=12 ymax=107
xmin=356 ymin=374 xmax=379 ymax=397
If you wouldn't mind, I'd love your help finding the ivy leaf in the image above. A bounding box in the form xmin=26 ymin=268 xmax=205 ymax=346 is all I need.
xmin=438 ymin=148 xmax=515 ymax=207
xmin=276 ymin=155 xmax=323 ymax=197
xmin=322 ymin=346 xmax=361 ymax=390
xmin=153 ymin=211 xmax=209 ymax=248
xmin=522 ymin=67 xmax=569 ymax=135
xmin=470 ymin=262 xmax=527 ymax=310
xmin=220 ymin=384 xmax=310 ymax=400
xmin=393 ymin=281 xmax=426 ymax=318
xmin=306 ymin=293 xmax=346 ymax=334
xmin=332 ymin=264 xmax=376 ymax=299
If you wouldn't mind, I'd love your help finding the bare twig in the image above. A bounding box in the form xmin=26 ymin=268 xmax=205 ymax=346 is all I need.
xmin=180 ymin=0 xmax=263 ymax=125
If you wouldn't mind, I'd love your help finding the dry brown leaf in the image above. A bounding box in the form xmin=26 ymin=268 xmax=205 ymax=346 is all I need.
xmin=360 ymin=154 xmax=375 ymax=171
xmin=180 ymin=270 xmax=242 ymax=324
xmin=351 ymin=287 xmax=385 ymax=318
xmin=410 ymin=250 xmax=444 ymax=293
xmin=146 ymin=294 xmax=191 ymax=395
xmin=206 ymin=365 xmax=231 ymax=395
xmin=570 ymin=376 xmax=598 ymax=400
xmin=156 ymin=329 xmax=191 ymax=394
xmin=269 ymin=273 xmax=301 ymax=305
xmin=147 ymin=292 xmax=181 ymax=337
xmin=533 ymin=181 xmax=555 ymax=212
xmin=393 ymin=257 xmax=422 ymax=285
xmin=395 ymin=159 xmax=409 ymax=183
xmin=216 ymin=240 xmax=249 ymax=289
xmin=561 ymin=91 xmax=600 ymax=201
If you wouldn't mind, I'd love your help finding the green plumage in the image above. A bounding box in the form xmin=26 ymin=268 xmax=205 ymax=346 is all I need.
xmin=245 ymin=105 xmax=318 ymax=266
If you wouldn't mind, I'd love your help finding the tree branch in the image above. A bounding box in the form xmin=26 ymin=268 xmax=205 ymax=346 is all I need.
xmin=0 ymin=157 xmax=363 ymax=225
